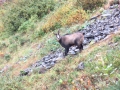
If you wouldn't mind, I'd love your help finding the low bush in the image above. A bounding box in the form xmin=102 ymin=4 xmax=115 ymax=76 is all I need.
xmin=105 ymin=81 xmax=120 ymax=90
xmin=2 ymin=0 xmax=55 ymax=34
xmin=0 ymin=74 xmax=25 ymax=90
xmin=114 ymin=36 xmax=120 ymax=42
xmin=76 ymin=0 xmax=105 ymax=11
xmin=4 ymin=54 xmax=11 ymax=61
xmin=39 ymin=1 xmax=88 ymax=33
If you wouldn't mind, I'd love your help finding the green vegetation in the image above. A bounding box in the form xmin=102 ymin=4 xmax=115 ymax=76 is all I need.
xmin=105 ymin=81 xmax=120 ymax=90
xmin=0 ymin=0 xmax=119 ymax=90
xmin=1 ymin=0 xmax=55 ymax=34
xmin=76 ymin=0 xmax=105 ymax=11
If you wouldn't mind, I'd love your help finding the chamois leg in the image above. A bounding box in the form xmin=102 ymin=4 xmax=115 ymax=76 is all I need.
xmin=80 ymin=44 xmax=83 ymax=50
xmin=78 ymin=44 xmax=83 ymax=52
xmin=64 ymin=47 xmax=69 ymax=56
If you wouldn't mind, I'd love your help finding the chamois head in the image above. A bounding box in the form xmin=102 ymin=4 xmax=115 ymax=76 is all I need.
xmin=54 ymin=30 xmax=61 ymax=41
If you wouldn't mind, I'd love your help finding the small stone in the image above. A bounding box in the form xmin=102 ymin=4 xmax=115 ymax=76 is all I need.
xmin=76 ymin=62 xmax=84 ymax=70
xmin=41 ymin=62 xmax=46 ymax=67
xmin=101 ymin=13 xmax=111 ymax=17
xmin=103 ymin=30 xmax=110 ymax=35
xmin=70 ymin=46 xmax=77 ymax=51
xmin=50 ymin=62 xmax=55 ymax=66
xmin=44 ymin=59 xmax=52 ymax=63
xmin=45 ymin=65 xmax=52 ymax=69
xmin=32 ymin=63 xmax=41 ymax=67
xmin=37 ymin=44 xmax=41 ymax=50
xmin=51 ymin=58 xmax=57 ymax=62
xmin=68 ymin=50 xmax=76 ymax=55
xmin=83 ymin=39 xmax=89 ymax=45
xmin=94 ymin=37 xmax=99 ymax=42
xmin=74 ymin=49 xmax=79 ymax=52
xmin=94 ymin=32 xmax=101 ymax=37
xmin=85 ymin=33 xmax=94 ymax=38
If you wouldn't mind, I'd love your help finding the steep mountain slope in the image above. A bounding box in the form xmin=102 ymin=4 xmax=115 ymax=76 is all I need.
xmin=0 ymin=0 xmax=120 ymax=90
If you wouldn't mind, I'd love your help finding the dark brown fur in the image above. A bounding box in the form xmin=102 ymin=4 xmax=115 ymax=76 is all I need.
xmin=54 ymin=31 xmax=84 ymax=56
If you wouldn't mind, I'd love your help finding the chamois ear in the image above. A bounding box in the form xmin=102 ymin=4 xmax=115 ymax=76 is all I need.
xmin=53 ymin=32 xmax=60 ymax=40
xmin=58 ymin=29 xmax=60 ymax=35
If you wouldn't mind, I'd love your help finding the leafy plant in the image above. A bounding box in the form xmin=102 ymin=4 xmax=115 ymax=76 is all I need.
xmin=114 ymin=36 xmax=120 ymax=42
xmin=2 ymin=0 xmax=55 ymax=34
xmin=0 ymin=41 xmax=7 ymax=50
xmin=9 ymin=43 xmax=18 ymax=53
xmin=105 ymin=81 xmax=120 ymax=90
xmin=4 ymin=54 xmax=11 ymax=61
xmin=0 ymin=74 xmax=25 ymax=90
xmin=76 ymin=0 xmax=105 ymax=11
xmin=18 ymin=15 xmax=37 ymax=32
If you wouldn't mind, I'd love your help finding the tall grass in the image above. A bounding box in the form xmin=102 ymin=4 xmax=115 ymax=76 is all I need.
xmin=1 ymin=0 xmax=55 ymax=34
xmin=76 ymin=0 xmax=105 ymax=10
xmin=37 ymin=0 xmax=88 ymax=34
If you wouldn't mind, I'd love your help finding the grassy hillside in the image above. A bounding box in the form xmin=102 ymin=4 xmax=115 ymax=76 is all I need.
xmin=0 ymin=30 xmax=120 ymax=90
xmin=0 ymin=0 xmax=120 ymax=90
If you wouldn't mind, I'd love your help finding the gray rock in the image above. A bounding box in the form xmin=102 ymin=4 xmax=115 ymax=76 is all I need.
xmin=76 ymin=62 xmax=84 ymax=70
xmin=94 ymin=31 xmax=101 ymax=37
xmin=51 ymin=58 xmax=57 ymax=62
xmin=32 ymin=63 xmax=41 ymax=67
xmin=94 ymin=37 xmax=99 ymax=42
xmin=102 ymin=30 xmax=110 ymax=35
xmin=102 ymin=14 xmax=111 ymax=17
xmin=68 ymin=50 xmax=76 ymax=55
xmin=37 ymin=44 xmax=41 ymax=50
xmin=85 ymin=33 xmax=94 ymax=38
xmin=46 ymin=65 xmax=52 ymax=69
xmin=41 ymin=62 xmax=46 ymax=67
xmin=83 ymin=39 xmax=89 ymax=44
xmin=74 ymin=49 xmax=79 ymax=52
xmin=44 ymin=59 xmax=52 ymax=63
xmin=51 ymin=61 xmax=55 ymax=65
xmin=20 ymin=68 xmax=32 ymax=76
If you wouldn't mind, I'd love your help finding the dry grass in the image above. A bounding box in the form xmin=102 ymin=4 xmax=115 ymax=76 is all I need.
xmin=36 ymin=1 xmax=88 ymax=33
xmin=76 ymin=0 xmax=105 ymax=10
xmin=0 ymin=19 xmax=4 ymax=32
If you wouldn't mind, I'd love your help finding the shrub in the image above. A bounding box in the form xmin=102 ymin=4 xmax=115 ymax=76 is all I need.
xmin=31 ymin=29 xmax=45 ymax=40
xmin=41 ymin=1 xmax=74 ymax=32
xmin=62 ymin=8 xmax=88 ymax=26
xmin=4 ymin=54 xmax=11 ymax=61
xmin=2 ymin=0 xmax=55 ymax=34
xmin=76 ymin=0 xmax=105 ymax=10
xmin=114 ymin=36 xmax=120 ymax=42
xmin=0 ymin=41 xmax=7 ymax=50
xmin=18 ymin=15 xmax=37 ymax=32
xmin=39 ymin=1 xmax=88 ymax=33
xmin=105 ymin=81 xmax=120 ymax=90
xmin=9 ymin=43 xmax=18 ymax=53
xmin=0 ymin=74 xmax=25 ymax=90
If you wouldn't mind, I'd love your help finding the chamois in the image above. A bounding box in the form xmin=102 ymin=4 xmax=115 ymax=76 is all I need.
xmin=54 ymin=30 xmax=84 ymax=56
